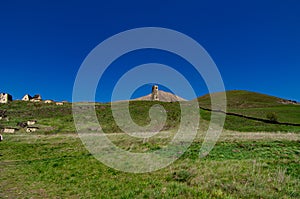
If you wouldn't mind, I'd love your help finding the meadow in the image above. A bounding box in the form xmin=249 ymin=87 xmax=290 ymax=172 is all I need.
xmin=0 ymin=132 xmax=299 ymax=198
xmin=0 ymin=90 xmax=300 ymax=198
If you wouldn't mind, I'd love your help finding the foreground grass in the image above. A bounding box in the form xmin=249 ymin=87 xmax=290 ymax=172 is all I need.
xmin=1 ymin=132 xmax=299 ymax=198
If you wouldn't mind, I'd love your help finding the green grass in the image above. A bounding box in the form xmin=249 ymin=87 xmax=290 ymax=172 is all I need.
xmin=1 ymin=133 xmax=299 ymax=198
xmin=198 ymin=90 xmax=284 ymax=109
xmin=1 ymin=97 xmax=300 ymax=133
xmin=1 ymin=91 xmax=300 ymax=198
xmin=199 ymin=108 xmax=300 ymax=132
xmin=198 ymin=90 xmax=300 ymax=131
xmin=198 ymin=90 xmax=300 ymax=122
xmin=0 ymin=101 xmax=75 ymax=133
xmin=230 ymin=105 xmax=300 ymax=124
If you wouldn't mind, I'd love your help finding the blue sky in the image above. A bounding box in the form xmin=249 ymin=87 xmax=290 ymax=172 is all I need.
xmin=0 ymin=0 xmax=299 ymax=102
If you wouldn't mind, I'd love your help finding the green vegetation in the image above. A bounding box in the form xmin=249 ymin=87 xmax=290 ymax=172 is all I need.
xmin=1 ymin=91 xmax=300 ymax=133
xmin=96 ymin=101 xmax=182 ymax=133
xmin=0 ymin=101 xmax=74 ymax=133
xmin=199 ymin=90 xmax=284 ymax=109
xmin=266 ymin=112 xmax=279 ymax=122
xmin=198 ymin=90 xmax=300 ymax=132
xmin=0 ymin=133 xmax=299 ymax=198
xmin=1 ymin=91 xmax=300 ymax=198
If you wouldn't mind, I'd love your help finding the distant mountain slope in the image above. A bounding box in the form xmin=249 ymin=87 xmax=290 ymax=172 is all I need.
xmin=133 ymin=90 xmax=186 ymax=102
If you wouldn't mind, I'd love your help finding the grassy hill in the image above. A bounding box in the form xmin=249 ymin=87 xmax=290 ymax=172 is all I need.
xmin=1 ymin=92 xmax=299 ymax=198
xmin=198 ymin=90 xmax=282 ymax=108
xmin=1 ymin=90 xmax=300 ymax=133
xmin=198 ymin=90 xmax=300 ymax=132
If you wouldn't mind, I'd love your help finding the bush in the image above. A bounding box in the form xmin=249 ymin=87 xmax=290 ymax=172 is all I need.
xmin=266 ymin=112 xmax=278 ymax=122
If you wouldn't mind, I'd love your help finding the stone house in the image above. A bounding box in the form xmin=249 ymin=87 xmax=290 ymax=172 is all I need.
xmin=56 ymin=102 xmax=64 ymax=106
xmin=22 ymin=94 xmax=32 ymax=101
xmin=26 ymin=127 xmax=39 ymax=133
xmin=0 ymin=93 xmax=12 ymax=104
xmin=30 ymin=94 xmax=42 ymax=102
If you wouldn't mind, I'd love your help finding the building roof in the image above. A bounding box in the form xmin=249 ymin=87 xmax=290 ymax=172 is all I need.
xmin=23 ymin=94 xmax=32 ymax=98
xmin=33 ymin=94 xmax=41 ymax=99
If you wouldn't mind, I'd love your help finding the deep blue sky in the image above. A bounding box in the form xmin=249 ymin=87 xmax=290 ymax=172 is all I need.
xmin=0 ymin=0 xmax=299 ymax=102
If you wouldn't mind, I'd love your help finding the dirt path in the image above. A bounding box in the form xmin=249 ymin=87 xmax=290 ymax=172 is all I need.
xmin=4 ymin=131 xmax=299 ymax=142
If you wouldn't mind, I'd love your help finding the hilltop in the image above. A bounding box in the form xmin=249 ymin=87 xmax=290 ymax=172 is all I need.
xmin=198 ymin=90 xmax=299 ymax=109
xmin=133 ymin=90 xmax=186 ymax=102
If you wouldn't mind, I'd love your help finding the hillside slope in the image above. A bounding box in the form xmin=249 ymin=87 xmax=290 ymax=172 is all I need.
xmin=1 ymin=90 xmax=300 ymax=133
xmin=198 ymin=90 xmax=300 ymax=124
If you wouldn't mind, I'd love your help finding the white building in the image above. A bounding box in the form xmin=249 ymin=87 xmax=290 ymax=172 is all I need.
xmin=0 ymin=93 xmax=12 ymax=104
xmin=22 ymin=94 xmax=32 ymax=101
xmin=30 ymin=94 xmax=42 ymax=102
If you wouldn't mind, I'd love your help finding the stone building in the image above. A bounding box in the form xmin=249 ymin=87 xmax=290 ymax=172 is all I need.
xmin=0 ymin=93 xmax=12 ymax=104
xmin=151 ymin=85 xmax=159 ymax=101
xmin=44 ymin=100 xmax=54 ymax=104
xmin=30 ymin=94 xmax=42 ymax=102
xmin=22 ymin=94 xmax=32 ymax=101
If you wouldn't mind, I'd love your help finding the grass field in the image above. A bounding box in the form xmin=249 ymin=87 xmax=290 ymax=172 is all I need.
xmin=0 ymin=132 xmax=299 ymax=198
xmin=0 ymin=90 xmax=300 ymax=198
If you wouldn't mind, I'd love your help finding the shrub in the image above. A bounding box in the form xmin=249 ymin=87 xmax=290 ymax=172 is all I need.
xmin=266 ymin=112 xmax=278 ymax=122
